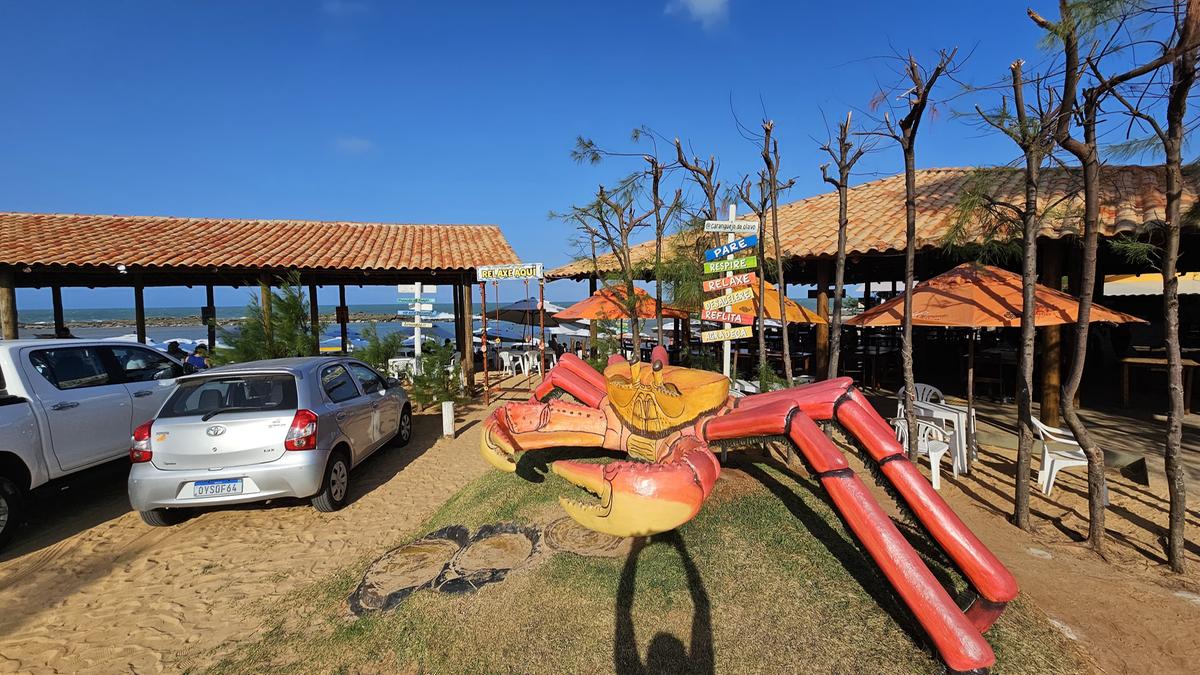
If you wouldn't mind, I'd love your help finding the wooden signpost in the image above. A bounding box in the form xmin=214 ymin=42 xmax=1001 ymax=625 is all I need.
xmin=396 ymin=282 xmax=439 ymax=368
xmin=702 ymin=206 xmax=759 ymax=377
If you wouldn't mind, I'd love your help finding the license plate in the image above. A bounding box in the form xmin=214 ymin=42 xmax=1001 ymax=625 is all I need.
xmin=193 ymin=478 xmax=243 ymax=498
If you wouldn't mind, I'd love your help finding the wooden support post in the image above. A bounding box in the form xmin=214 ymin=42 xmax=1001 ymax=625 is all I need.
xmin=480 ymin=282 xmax=490 ymax=405
xmin=0 ymin=267 xmax=17 ymax=340
xmin=134 ymin=284 xmax=147 ymax=344
xmin=588 ymin=276 xmax=598 ymax=356
xmin=259 ymin=272 xmax=273 ymax=343
xmin=51 ymin=286 xmax=68 ymax=338
xmin=864 ymin=279 xmax=873 ymax=308
xmin=308 ymin=283 xmax=320 ymax=355
xmin=461 ymin=279 xmax=475 ymax=394
xmin=814 ymin=261 xmax=831 ymax=377
xmin=205 ymin=284 xmax=217 ymax=351
xmin=1039 ymin=240 xmax=1063 ymax=426
xmin=338 ymin=284 xmax=348 ymax=354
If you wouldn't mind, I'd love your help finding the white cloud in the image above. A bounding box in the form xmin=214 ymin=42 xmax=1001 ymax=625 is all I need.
xmin=321 ymin=1 xmax=368 ymax=17
xmin=333 ymin=137 xmax=376 ymax=156
xmin=665 ymin=0 xmax=729 ymax=29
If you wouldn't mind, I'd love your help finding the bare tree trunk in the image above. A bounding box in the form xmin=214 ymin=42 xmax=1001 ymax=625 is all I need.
xmin=1162 ymin=10 xmax=1197 ymax=572
xmin=821 ymin=113 xmax=866 ymax=381
xmin=762 ymin=123 xmax=794 ymax=386
xmin=900 ymin=145 xmax=919 ymax=459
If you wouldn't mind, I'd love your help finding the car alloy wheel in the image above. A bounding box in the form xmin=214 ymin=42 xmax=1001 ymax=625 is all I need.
xmin=329 ymin=460 xmax=349 ymax=503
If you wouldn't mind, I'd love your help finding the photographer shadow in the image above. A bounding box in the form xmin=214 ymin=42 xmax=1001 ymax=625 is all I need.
xmin=614 ymin=532 xmax=714 ymax=675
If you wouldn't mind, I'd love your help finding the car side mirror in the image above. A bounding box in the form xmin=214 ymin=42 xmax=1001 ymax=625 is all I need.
xmin=183 ymin=363 xmax=199 ymax=375
xmin=386 ymin=377 xmax=401 ymax=389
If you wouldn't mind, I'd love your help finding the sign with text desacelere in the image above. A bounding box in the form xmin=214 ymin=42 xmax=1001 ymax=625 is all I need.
xmin=703 ymin=219 xmax=758 ymax=235
xmin=700 ymin=309 xmax=755 ymax=325
xmin=704 ymin=255 xmax=758 ymax=274
xmin=702 ymin=272 xmax=758 ymax=293
xmin=477 ymin=263 xmax=544 ymax=281
xmin=704 ymin=235 xmax=757 ymax=261
xmin=702 ymin=286 xmax=755 ymax=310
xmin=701 ymin=325 xmax=754 ymax=343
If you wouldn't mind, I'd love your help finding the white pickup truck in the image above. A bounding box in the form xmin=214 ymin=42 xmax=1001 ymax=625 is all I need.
xmin=0 ymin=339 xmax=190 ymax=548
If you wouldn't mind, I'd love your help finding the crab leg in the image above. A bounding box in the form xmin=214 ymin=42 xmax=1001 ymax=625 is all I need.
xmin=705 ymin=402 xmax=996 ymax=673
xmin=480 ymin=399 xmax=617 ymax=472
xmin=531 ymin=353 xmax=608 ymax=407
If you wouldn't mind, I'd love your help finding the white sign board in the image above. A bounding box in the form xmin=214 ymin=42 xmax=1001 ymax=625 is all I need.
xmin=703 ymin=219 xmax=758 ymax=234
xmin=397 ymin=284 xmax=439 ymax=295
xmin=402 ymin=321 xmax=434 ymax=329
xmin=409 ymin=302 xmax=434 ymax=312
xmin=478 ymin=263 xmax=544 ymax=281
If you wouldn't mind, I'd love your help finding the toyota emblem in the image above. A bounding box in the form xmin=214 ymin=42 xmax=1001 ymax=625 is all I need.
xmin=206 ymin=425 xmax=227 ymax=437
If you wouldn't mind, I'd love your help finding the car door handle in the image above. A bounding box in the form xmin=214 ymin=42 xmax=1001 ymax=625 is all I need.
xmin=132 ymin=390 xmax=154 ymax=398
xmin=50 ymin=401 xmax=79 ymax=410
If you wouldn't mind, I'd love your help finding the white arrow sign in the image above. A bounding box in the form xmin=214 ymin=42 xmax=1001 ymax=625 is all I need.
xmin=402 ymin=321 xmax=434 ymax=329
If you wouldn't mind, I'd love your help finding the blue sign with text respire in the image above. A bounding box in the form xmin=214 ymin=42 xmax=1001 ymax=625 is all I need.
xmin=703 ymin=235 xmax=757 ymax=261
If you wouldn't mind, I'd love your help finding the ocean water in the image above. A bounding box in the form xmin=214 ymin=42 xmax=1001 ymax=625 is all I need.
xmin=15 ymin=303 xmax=458 ymax=324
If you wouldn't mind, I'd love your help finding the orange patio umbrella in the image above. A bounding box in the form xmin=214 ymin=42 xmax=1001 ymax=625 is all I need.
xmin=554 ymin=286 xmax=689 ymax=321
xmin=844 ymin=263 xmax=1143 ymax=329
xmin=728 ymin=279 xmax=826 ymax=325
xmin=845 ymin=263 xmax=1144 ymax=449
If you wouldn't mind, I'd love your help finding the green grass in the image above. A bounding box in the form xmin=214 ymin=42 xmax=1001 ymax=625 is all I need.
xmin=205 ymin=451 xmax=1085 ymax=674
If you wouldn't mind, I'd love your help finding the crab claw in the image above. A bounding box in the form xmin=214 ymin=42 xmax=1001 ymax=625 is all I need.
xmin=481 ymin=415 xmax=520 ymax=473
xmin=552 ymin=440 xmax=720 ymax=538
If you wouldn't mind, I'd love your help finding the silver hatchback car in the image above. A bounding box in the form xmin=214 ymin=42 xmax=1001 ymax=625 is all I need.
xmin=128 ymin=357 xmax=411 ymax=525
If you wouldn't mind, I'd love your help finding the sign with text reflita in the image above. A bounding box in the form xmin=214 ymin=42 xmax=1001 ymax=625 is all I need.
xmin=704 ymin=255 xmax=757 ymax=274
xmin=700 ymin=309 xmax=754 ymax=325
xmin=704 ymin=235 xmax=757 ymax=261
xmin=702 ymin=272 xmax=758 ymax=293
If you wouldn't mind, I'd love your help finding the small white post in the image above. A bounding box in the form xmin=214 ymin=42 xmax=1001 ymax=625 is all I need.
xmin=441 ymin=400 xmax=455 ymax=438
xmin=413 ymin=282 xmax=424 ymax=372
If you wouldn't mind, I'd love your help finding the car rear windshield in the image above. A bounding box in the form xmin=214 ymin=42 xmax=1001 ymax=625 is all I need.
xmin=159 ymin=374 xmax=298 ymax=418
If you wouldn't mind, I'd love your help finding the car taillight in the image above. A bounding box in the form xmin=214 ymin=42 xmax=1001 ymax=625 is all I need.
xmin=130 ymin=420 xmax=154 ymax=463
xmin=284 ymin=409 xmax=319 ymax=450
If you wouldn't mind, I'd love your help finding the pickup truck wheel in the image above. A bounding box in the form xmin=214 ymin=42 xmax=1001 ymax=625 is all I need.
xmin=0 ymin=477 xmax=23 ymax=550
xmin=312 ymin=451 xmax=351 ymax=513
xmin=138 ymin=509 xmax=182 ymax=527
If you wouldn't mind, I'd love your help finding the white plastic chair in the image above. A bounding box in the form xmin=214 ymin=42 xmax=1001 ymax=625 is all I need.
xmin=895 ymin=383 xmax=945 ymax=418
xmin=1031 ymin=417 xmax=1090 ymax=497
xmin=892 ymin=416 xmax=953 ymax=490
xmin=522 ymin=352 xmax=543 ymax=376
xmin=498 ymin=350 xmax=516 ymax=376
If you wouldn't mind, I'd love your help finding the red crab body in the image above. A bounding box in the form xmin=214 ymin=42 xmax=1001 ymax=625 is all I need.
xmin=480 ymin=348 xmax=1017 ymax=673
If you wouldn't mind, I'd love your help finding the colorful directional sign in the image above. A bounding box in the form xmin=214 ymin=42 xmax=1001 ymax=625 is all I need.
xmin=704 ymin=235 xmax=757 ymax=261
xmin=703 ymin=219 xmax=758 ymax=234
xmin=478 ymin=263 xmax=544 ymax=281
xmin=704 ymin=255 xmax=758 ymax=274
xmin=702 ymin=286 xmax=755 ymax=310
xmin=700 ymin=309 xmax=755 ymax=325
xmin=701 ymin=325 xmax=754 ymax=343
xmin=702 ymin=271 xmax=758 ymax=293
xmin=402 ymin=321 xmax=434 ymax=329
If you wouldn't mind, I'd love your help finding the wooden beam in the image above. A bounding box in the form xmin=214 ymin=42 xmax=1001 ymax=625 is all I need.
xmin=0 ymin=267 xmax=17 ymax=340
xmin=461 ymin=278 xmax=475 ymax=393
xmin=134 ymin=284 xmax=147 ymax=344
xmin=259 ymin=272 xmax=273 ymax=343
xmin=814 ymin=260 xmax=831 ymax=377
xmin=308 ymin=283 xmax=320 ymax=355
xmin=51 ymin=286 xmax=68 ymax=338
xmin=338 ymin=284 xmax=348 ymax=353
xmin=205 ymin=284 xmax=217 ymax=351
xmin=1038 ymin=239 xmax=1063 ymax=426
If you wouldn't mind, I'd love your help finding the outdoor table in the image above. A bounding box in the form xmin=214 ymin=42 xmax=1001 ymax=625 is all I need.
xmin=856 ymin=345 xmax=897 ymax=389
xmin=912 ymin=399 xmax=974 ymax=475
xmin=1121 ymin=356 xmax=1198 ymax=413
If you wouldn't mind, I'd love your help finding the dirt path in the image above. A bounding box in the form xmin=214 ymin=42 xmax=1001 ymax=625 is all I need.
xmin=0 ymin=402 xmax=496 ymax=674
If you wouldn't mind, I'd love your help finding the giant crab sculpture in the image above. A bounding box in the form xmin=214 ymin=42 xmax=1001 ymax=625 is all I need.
xmin=480 ymin=348 xmax=1017 ymax=673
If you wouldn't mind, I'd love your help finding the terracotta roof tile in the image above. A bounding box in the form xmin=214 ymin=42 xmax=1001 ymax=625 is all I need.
xmin=0 ymin=212 xmax=519 ymax=271
xmin=548 ymin=165 xmax=1197 ymax=279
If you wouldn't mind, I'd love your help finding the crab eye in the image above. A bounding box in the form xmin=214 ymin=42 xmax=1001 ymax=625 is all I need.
xmin=652 ymin=360 xmax=663 ymax=372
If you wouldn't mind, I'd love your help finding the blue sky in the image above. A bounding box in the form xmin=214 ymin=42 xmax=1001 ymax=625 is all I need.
xmin=1 ymin=0 xmax=1062 ymax=310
